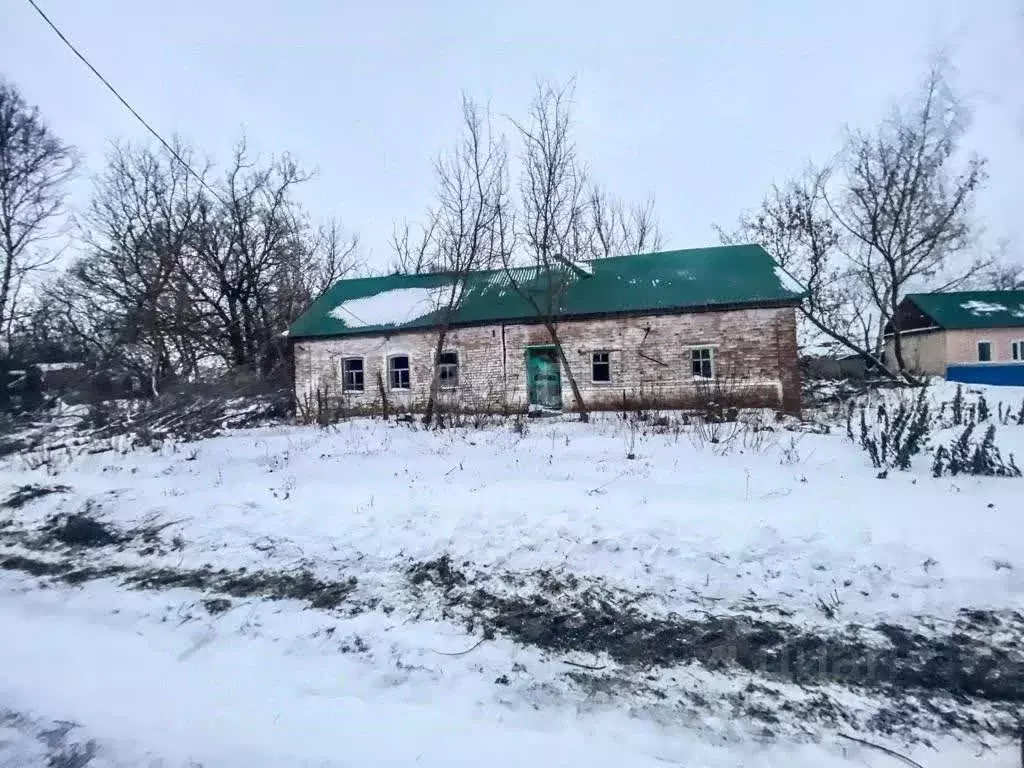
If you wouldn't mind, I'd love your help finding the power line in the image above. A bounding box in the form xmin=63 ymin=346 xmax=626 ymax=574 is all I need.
xmin=26 ymin=0 xmax=373 ymax=328
xmin=25 ymin=0 xmax=227 ymax=206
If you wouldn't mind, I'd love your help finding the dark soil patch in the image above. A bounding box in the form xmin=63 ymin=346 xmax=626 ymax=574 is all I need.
xmin=408 ymin=556 xmax=1024 ymax=732
xmin=0 ymin=553 xmax=126 ymax=583
xmin=203 ymin=597 xmax=232 ymax=614
xmin=127 ymin=565 xmax=358 ymax=609
xmin=45 ymin=512 xmax=125 ymax=548
xmin=409 ymin=554 xmax=467 ymax=589
xmin=1 ymin=484 xmax=69 ymax=510
xmin=0 ymin=554 xmax=68 ymax=578
xmin=0 ymin=551 xmax=359 ymax=613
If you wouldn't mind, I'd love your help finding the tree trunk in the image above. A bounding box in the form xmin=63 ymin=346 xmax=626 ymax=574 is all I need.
xmin=887 ymin=288 xmax=919 ymax=385
xmin=888 ymin=324 xmax=919 ymax=385
xmin=377 ymin=370 xmax=389 ymax=419
xmin=544 ymin=320 xmax=588 ymax=422
xmin=799 ymin=307 xmax=902 ymax=381
xmin=0 ymin=233 xmax=16 ymax=353
xmin=422 ymin=327 xmax=450 ymax=428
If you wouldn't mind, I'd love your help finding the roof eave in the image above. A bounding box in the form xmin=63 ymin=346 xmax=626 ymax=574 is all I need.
xmin=289 ymin=297 xmax=802 ymax=341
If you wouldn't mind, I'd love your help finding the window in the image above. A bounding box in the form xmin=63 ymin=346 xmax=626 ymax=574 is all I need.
xmin=437 ymin=351 xmax=459 ymax=388
xmin=592 ymin=352 xmax=611 ymax=383
xmin=1013 ymin=341 xmax=1024 ymax=361
xmin=691 ymin=347 xmax=714 ymax=379
xmin=342 ymin=358 xmax=364 ymax=392
xmin=389 ymin=355 xmax=410 ymax=389
xmin=977 ymin=341 xmax=992 ymax=363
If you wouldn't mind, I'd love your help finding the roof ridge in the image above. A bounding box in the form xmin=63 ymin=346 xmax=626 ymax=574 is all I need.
xmin=289 ymin=243 xmax=802 ymax=338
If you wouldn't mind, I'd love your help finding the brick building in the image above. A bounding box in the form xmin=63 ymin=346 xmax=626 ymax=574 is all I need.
xmin=884 ymin=291 xmax=1024 ymax=385
xmin=288 ymin=245 xmax=805 ymax=415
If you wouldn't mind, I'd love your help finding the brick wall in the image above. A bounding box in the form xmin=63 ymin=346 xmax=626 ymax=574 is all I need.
xmin=884 ymin=330 xmax=948 ymax=376
xmin=292 ymin=305 xmax=801 ymax=416
xmin=945 ymin=328 xmax=1024 ymax=365
xmin=886 ymin=328 xmax=1024 ymax=377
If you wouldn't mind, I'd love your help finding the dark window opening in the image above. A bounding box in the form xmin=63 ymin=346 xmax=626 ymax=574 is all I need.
xmin=977 ymin=342 xmax=992 ymax=363
xmin=438 ymin=351 xmax=459 ymax=387
xmin=389 ymin=355 xmax=410 ymax=389
xmin=342 ymin=358 xmax=364 ymax=392
xmin=1012 ymin=341 xmax=1023 ymax=361
xmin=592 ymin=351 xmax=610 ymax=382
xmin=691 ymin=347 xmax=714 ymax=379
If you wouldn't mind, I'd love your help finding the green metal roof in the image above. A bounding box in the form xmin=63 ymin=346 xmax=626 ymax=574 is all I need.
xmin=288 ymin=244 xmax=805 ymax=339
xmin=906 ymin=291 xmax=1024 ymax=330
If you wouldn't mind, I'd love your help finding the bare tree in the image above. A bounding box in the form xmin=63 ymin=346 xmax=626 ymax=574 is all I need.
xmin=422 ymin=96 xmax=508 ymax=426
xmin=830 ymin=65 xmax=986 ymax=380
xmin=0 ymin=80 xmax=77 ymax=351
xmin=587 ymin=185 xmax=662 ymax=259
xmin=389 ymin=216 xmax=437 ymax=275
xmin=61 ymin=140 xmax=206 ymax=392
xmin=717 ymin=168 xmax=900 ymax=377
xmin=51 ymin=137 xmax=359 ymax=392
xmin=503 ymin=80 xmax=592 ymax=420
xmin=973 ymin=239 xmax=1024 ymax=290
xmin=186 ymin=139 xmax=351 ymax=378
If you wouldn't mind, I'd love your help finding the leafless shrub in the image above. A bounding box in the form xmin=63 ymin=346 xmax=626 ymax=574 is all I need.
xmin=623 ymin=417 xmax=638 ymax=459
xmin=779 ymin=435 xmax=804 ymax=465
xmin=687 ymin=364 xmax=752 ymax=450
xmin=815 ymin=590 xmax=843 ymax=620
xmin=296 ymin=386 xmax=349 ymax=427
xmin=738 ymin=412 xmax=781 ymax=455
xmin=511 ymin=414 xmax=529 ymax=438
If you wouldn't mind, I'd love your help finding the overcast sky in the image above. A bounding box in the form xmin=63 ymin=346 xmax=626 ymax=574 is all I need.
xmin=3 ymin=0 xmax=1022 ymax=270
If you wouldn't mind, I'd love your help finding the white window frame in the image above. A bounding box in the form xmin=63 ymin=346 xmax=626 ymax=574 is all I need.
xmin=387 ymin=353 xmax=411 ymax=390
xmin=690 ymin=346 xmax=715 ymax=380
xmin=1012 ymin=340 xmax=1024 ymax=361
xmin=341 ymin=357 xmax=365 ymax=393
xmin=591 ymin=351 xmax=612 ymax=384
xmin=977 ymin=340 xmax=993 ymax=364
xmin=437 ymin=350 xmax=459 ymax=389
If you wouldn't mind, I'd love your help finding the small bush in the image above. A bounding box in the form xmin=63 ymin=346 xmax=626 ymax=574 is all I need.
xmin=951 ymin=384 xmax=964 ymax=426
xmin=932 ymin=424 xmax=1021 ymax=478
xmin=977 ymin=393 xmax=990 ymax=423
xmin=858 ymin=388 xmax=931 ymax=471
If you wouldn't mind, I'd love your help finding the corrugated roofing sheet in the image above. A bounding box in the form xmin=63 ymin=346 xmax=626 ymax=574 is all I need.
xmin=288 ymin=244 xmax=805 ymax=339
xmin=906 ymin=291 xmax=1024 ymax=330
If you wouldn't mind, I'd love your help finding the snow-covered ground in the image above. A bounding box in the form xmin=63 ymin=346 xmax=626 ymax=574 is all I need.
xmin=1 ymin=382 xmax=1022 ymax=766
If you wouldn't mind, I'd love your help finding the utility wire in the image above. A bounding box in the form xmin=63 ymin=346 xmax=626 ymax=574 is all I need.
xmin=26 ymin=0 xmax=375 ymax=328
xmin=26 ymin=0 xmax=228 ymax=206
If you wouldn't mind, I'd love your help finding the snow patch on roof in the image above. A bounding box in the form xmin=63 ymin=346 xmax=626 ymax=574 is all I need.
xmin=961 ymin=300 xmax=1007 ymax=315
xmin=329 ymin=286 xmax=451 ymax=327
xmin=774 ymin=266 xmax=804 ymax=294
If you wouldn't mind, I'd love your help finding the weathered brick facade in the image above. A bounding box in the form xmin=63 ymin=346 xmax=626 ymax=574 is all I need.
xmin=293 ymin=306 xmax=801 ymax=415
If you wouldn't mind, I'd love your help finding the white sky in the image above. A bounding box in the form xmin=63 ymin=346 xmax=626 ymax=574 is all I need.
xmin=2 ymin=0 xmax=1022 ymax=271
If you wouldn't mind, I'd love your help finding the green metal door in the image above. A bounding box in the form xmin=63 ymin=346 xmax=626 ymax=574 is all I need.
xmin=526 ymin=348 xmax=562 ymax=410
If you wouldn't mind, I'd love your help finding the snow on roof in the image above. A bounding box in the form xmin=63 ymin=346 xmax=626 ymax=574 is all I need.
xmin=328 ymin=286 xmax=451 ymax=328
xmin=961 ymin=300 xmax=1008 ymax=315
xmin=36 ymin=362 xmax=83 ymax=372
xmin=774 ymin=265 xmax=804 ymax=294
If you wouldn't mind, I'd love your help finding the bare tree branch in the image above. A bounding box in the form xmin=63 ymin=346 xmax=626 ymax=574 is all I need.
xmin=422 ymin=95 xmax=509 ymax=425
xmin=504 ymin=79 xmax=591 ymax=420
xmin=834 ymin=64 xmax=986 ymax=380
xmin=0 ymin=79 xmax=78 ymax=353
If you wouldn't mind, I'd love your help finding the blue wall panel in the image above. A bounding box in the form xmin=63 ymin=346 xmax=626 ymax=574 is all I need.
xmin=946 ymin=363 xmax=1024 ymax=386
